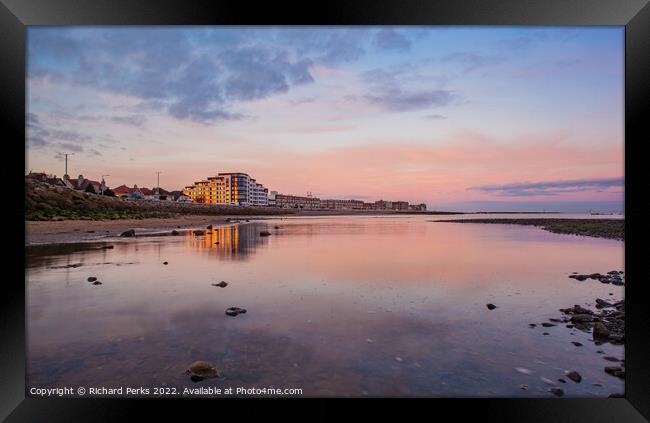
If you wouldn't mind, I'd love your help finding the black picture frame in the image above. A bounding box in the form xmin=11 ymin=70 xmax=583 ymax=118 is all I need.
xmin=2 ymin=0 xmax=649 ymax=420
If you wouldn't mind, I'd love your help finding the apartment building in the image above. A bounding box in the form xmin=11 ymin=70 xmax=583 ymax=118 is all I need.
xmin=184 ymin=172 xmax=269 ymax=206
xmin=320 ymin=199 xmax=364 ymax=210
xmin=275 ymin=193 xmax=321 ymax=209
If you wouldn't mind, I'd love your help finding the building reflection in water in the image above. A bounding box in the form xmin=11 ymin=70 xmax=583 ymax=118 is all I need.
xmin=185 ymin=223 xmax=269 ymax=260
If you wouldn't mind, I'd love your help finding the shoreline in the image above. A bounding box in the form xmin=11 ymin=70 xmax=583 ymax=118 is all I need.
xmin=25 ymin=211 xmax=459 ymax=246
xmin=26 ymin=213 xmax=624 ymax=246
xmin=432 ymin=218 xmax=624 ymax=241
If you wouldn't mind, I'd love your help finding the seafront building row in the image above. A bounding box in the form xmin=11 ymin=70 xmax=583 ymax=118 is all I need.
xmin=183 ymin=172 xmax=426 ymax=211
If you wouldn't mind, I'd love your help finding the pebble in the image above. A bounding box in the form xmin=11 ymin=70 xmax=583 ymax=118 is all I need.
xmin=549 ymin=387 xmax=564 ymax=397
xmin=565 ymin=370 xmax=582 ymax=383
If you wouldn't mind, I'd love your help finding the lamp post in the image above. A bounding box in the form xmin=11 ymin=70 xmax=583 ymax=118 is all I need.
xmin=155 ymin=171 xmax=162 ymax=197
xmin=62 ymin=152 xmax=75 ymax=178
xmin=101 ymin=174 xmax=110 ymax=195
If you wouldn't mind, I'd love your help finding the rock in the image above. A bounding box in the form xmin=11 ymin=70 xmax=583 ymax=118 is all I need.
xmin=565 ymin=370 xmax=582 ymax=383
xmin=214 ymin=242 xmax=219 ymax=244
xmin=486 ymin=303 xmax=497 ymax=310
xmin=101 ymin=245 xmax=114 ymax=249
xmin=186 ymin=361 xmax=219 ymax=382
xmin=593 ymin=322 xmax=610 ymax=340
xmin=571 ymin=341 xmax=583 ymax=347
xmin=225 ymin=307 xmax=247 ymax=317
xmin=193 ymin=230 xmax=205 ymax=236
xmin=259 ymin=231 xmax=271 ymax=237
xmin=541 ymin=322 xmax=556 ymax=327
xmin=571 ymin=314 xmax=593 ymax=323
xmin=549 ymin=387 xmax=564 ymax=397
xmin=569 ymin=274 xmax=588 ymax=281
xmin=519 ymin=384 xmax=528 ymax=390
xmin=163 ymin=261 xmax=168 ymax=265
xmin=566 ymin=324 xmax=574 ymax=328
xmin=603 ymin=356 xmax=621 ymax=362
xmin=274 ymin=226 xmax=280 ymax=229
xmin=92 ymin=281 xmax=102 ymax=285
xmin=171 ymin=230 xmax=179 ymax=235
xmin=611 ymin=280 xmax=624 ymax=286
xmin=87 ymin=277 xmax=97 ymax=282
xmin=543 ymin=332 xmax=550 ymax=335
xmin=549 ymin=318 xmax=562 ymax=322
xmin=528 ymin=323 xmax=537 ymax=328
xmin=557 ymin=379 xmax=566 ymax=383
xmin=604 ymin=366 xmax=625 ymax=379
xmin=120 ymin=229 xmax=135 ymax=237
xmin=212 ymin=281 xmax=228 ymax=288
xmin=206 ymin=224 xmax=213 ymax=230
xmin=595 ymin=299 xmax=612 ymax=307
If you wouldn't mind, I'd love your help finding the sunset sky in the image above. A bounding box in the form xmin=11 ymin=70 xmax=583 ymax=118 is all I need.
xmin=26 ymin=27 xmax=624 ymax=212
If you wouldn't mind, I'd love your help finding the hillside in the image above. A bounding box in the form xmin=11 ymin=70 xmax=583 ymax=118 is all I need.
xmin=25 ymin=179 xmax=297 ymax=221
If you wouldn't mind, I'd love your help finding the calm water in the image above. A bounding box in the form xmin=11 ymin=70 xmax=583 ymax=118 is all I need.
xmin=26 ymin=214 xmax=625 ymax=397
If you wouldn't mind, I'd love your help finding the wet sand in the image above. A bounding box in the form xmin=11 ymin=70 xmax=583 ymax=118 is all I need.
xmin=25 ymin=215 xmax=238 ymax=245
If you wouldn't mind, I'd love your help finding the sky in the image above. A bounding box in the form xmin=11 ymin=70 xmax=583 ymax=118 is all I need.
xmin=26 ymin=26 xmax=624 ymax=212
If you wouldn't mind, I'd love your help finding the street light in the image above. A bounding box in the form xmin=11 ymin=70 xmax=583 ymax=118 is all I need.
xmin=101 ymin=174 xmax=110 ymax=195
xmin=59 ymin=152 xmax=75 ymax=178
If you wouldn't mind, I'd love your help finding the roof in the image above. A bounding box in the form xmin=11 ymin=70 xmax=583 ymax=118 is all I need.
xmin=112 ymin=185 xmax=131 ymax=195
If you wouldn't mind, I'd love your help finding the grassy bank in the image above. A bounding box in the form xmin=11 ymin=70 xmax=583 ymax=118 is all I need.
xmin=26 ymin=180 xmax=298 ymax=221
xmin=432 ymin=218 xmax=624 ymax=241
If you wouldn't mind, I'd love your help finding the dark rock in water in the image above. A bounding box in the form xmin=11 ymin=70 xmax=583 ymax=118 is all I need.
xmin=603 ymin=356 xmax=621 ymax=362
xmin=260 ymin=231 xmax=271 ymax=237
xmin=557 ymin=379 xmax=566 ymax=383
xmin=543 ymin=332 xmax=550 ymax=336
xmin=163 ymin=261 xmax=168 ymax=265
xmin=566 ymin=324 xmax=574 ymax=328
xmin=593 ymin=322 xmax=610 ymax=340
xmin=274 ymin=226 xmax=280 ymax=229
xmin=206 ymin=224 xmax=213 ymax=230
xmin=549 ymin=318 xmax=562 ymax=322
xmin=193 ymin=230 xmax=205 ymax=236
xmin=565 ymin=370 xmax=582 ymax=383
xmin=486 ymin=303 xmax=497 ymax=310
xmin=528 ymin=323 xmax=537 ymax=327
xmin=101 ymin=245 xmax=114 ymax=249
xmin=92 ymin=281 xmax=102 ymax=285
xmin=571 ymin=341 xmax=583 ymax=347
xmin=171 ymin=230 xmax=179 ymax=235
xmin=595 ymin=298 xmax=612 ymax=308
xmin=120 ymin=229 xmax=135 ymax=237
xmin=608 ymin=393 xmax=624 ymax=398
xmin=212 ymin=281 xmax=228 ymax=288
xmin=225 ymin=307 xmax=247 ymax=317
xmin=214 ymin=242 xmax=219 ymax=244
xmin=541 ymin=322 xmax=556 ymax=327
xmin=245 ymin=220 xmax=250 ymax=222
xmin=569 ymin=274 xmax=588 ymax=281
xmin=549 ymin=387 xmax=564 ymax=397
xmin=570 ymin=314 xmax=593 ymax=324
xmin=87 ymin=277 xmax=97 ymax=282
xmin=519 ymin=384 xmax=528 ymax=390
xmin=604 ymin=366 xmax=625 ymax=379
xmin=186 ymin=361 xmax=219 ymax=382
xmin=611 ymin=280 xmax=624 ymax=286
